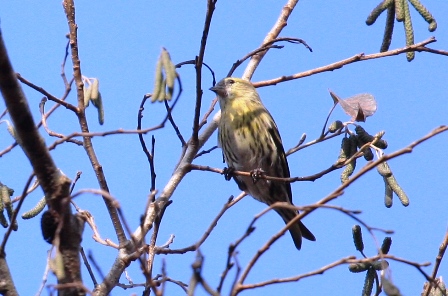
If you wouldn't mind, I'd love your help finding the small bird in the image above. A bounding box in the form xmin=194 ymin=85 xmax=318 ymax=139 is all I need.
xmin=210 ymin=77 xmax=315 ymax=250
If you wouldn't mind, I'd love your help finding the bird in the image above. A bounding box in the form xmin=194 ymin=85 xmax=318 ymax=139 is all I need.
xmin=210 ymin=77 xmax=315 ymax=250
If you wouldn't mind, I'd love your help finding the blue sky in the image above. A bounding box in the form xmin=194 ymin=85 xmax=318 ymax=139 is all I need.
xmin=0 ymin=1 xmax=447 ymax=295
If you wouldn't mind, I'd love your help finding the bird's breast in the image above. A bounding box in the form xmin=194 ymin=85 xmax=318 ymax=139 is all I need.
xmin=220 ymin=111 xmax=264 ymax=170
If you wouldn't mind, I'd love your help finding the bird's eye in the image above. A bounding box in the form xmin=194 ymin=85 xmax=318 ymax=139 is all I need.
xmin=227 ymin=79 xmax=235 ymax=85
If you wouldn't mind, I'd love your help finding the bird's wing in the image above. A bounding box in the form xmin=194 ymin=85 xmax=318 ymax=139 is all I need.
xmin=267 ymin=121 xmax=293 ymax=203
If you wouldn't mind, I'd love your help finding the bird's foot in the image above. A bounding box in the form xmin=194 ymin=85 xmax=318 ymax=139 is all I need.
xmin=250 ymin=168 xmax=265 ymax=184
xmin=223 ymin=166 xmax=235 ymax=181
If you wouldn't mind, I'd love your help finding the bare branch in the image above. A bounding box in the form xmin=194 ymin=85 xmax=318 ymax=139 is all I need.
xmin=137 ymin=95 xmax=157 ymax=190
xmin=191 ymin=0 xmax=217 ymax=143
xmin=80 ymin=247 xmax=98 ymax=287
xmin=60 ymin=35 xmax=71 ymax=87
xmin=422 ymin=229 xmax=448 ymax=296
xmin=242 ymin=0 xmax=301 ymax=80
xmin=418 ymin=46 xmax=448 ymax=56
xmin=35 ymin=250 xmax=53 ymax=296
xmin=87 ymin=251 xmax=106 ymax=283
xmin=17 ymin=73 xmax=78 ymax=112
xmin=0 ymin=22 xmax=82 ymax=295
xmin=156 ymin=196 xmax=235 ymax=255
xmin=0 ymin=254 xmax=19 ymax=296
xmin=164 ymin=98 xmax=186 ymax=146
xmin=195 ymin=145 xmax=218 ymax=159
xmin=39 ymin=97 xmax=83 ymax=145
xmin=233 ymin=256 xmax=356 ymax=294
xmin=64 ymin=0 xmax=129 ymax=253
xmin=227 ymin=44 xmax=283 ymax=78
xmin=0 ymin=70 xmax=75 ymax=158
xmin=228 ymin=37 xmax=312 ymax=77
xmin=198 ymin=97 xmax=218 ymax=131
xmin=234 ymin=254 xmax=430 ymax=294
xmin=188 ymin=250 xmax=220 ymax=296
xmin=253 ymin=37 xmax=437 ymax=88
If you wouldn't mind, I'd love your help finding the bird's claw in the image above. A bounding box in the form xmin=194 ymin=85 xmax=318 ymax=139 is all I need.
xmin=223 ymin=167 xmax=235 ymax=181
xmin=250 ymin=168 xmax=265 ymax=184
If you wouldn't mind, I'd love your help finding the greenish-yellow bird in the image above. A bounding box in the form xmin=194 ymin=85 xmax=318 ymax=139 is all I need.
xmin=210 ymin=77 xmax=315 ymax=250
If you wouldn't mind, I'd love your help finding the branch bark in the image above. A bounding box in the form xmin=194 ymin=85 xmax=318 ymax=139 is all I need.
xmin=0 ymin=29 xmax=84 ymax=295
xmin=242 ymin=0 xmax=300 ymax=80
xmin=0 ymin=255 xmax=18 ymax=296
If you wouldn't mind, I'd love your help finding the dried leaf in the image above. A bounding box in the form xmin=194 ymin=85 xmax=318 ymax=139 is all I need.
xmin=330 ymin=91 xmax=377 ymax=122
xmin=329 ymin=90 xmax=340 ymax=105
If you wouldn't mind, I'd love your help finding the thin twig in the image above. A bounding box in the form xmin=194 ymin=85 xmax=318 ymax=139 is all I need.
xmin=35 ymin=249 xmax=53 ymax=296
xmin=220 ymin=218 xmax=256 ymax=293
xmin=0 ymin=173 xmax=34 ymax=252
xmin=198 ymin=97 xmax=218 ymax=130
xmin=80 ymin=247 xmax=98 ymax=287
xmin=137 ymin=94 xmax=156 ymax=186
xmin=156 ymin=196 xmax=235 ymax=255
xmin=176 ymin=60 xmax=216 ymax=85
xmin=164 ymin=98 xmax=186 ymax=146
xmin=87 ymin=250 xmax=105 ymax=281
xmin=319 ymin=102 xmax=339 ymax=137
xmin=153 ymin=274 xmax=188 ymax=293
xmin=0 ymin=108 xmax=8 ymax=120
xmin=137 ymin=79 xmax=183 ymax=187
xmin=39 ymin=97 xmax=83 ymax=145
xmin=228 ymin=37 xmax=312 ymax=77
xmin=190 ymin=125 xmax=447 ymax=184
xmin=194 ymin=145 xmax=218 ymax=159
xmin=423 ymin=229 xmax=448 ymax=296
xmin=17 ymin=74 xmax=78 ymax=112
xmin=69 ymin=171 xmax=82 ymax=194
xmin=65 ymin=0 xmax=128 ymax=251
xmin=233 ymin=256 xmax=355 ymax=294
xmin=1 ymin=70 xmax=74 ymax=158
xmin=227 ymin=44 xmax=284 ymax=77
xmin=418 ymin=46 xmax=448 ymax=56
xmin=234 ymin=254 xmax=430 ymax=294
xmin=191 ymin=0 xmax=217 ymax=144
xmin=150 ymin=136 xmax=157 ymax=191
xmin=60 ymin=34 xmax=71 ymax=87
xmin=286 ymin=129 xmax=344 ymax=155
xmin=188 ymin=250 xmax=220 ymax=296
xmin=253 ymin=37 xmax=437 ymax=88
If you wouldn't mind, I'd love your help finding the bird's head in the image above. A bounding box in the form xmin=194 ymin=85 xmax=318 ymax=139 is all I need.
xmin=210 ymin=77 xmax=259 ymax=109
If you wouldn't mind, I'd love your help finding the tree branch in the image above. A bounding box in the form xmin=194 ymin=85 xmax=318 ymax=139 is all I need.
xmin=422 ymin=229 xmax=448 ymax=296
xmin=253 ymin=37 xmax=437 ymax=88
xmin=0 ymin=27 xmax=83 ymax=295
xmin=192 ymin=0 xmax=216 ymax=143
xmin=242 ymin=0 xmax=300 ymax=80
xmin=63 ymin=0 xmax=126 ymax=247
xmin=0 ymin=254 xmax=18 ymax=296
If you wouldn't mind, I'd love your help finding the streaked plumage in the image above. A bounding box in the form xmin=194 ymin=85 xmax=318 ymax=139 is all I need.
xmin=210 ymin=77 xmax=315 ymax=250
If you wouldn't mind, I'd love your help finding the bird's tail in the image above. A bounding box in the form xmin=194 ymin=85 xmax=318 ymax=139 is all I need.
xmin=276 ymin=208 xmax=316 ymax=250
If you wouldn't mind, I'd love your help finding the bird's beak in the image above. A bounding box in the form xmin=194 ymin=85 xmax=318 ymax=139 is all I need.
xmin=209 ymin=84 xmax=225 ymax=96
xmin=209 ymin=85 xmax=219 ymax=92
